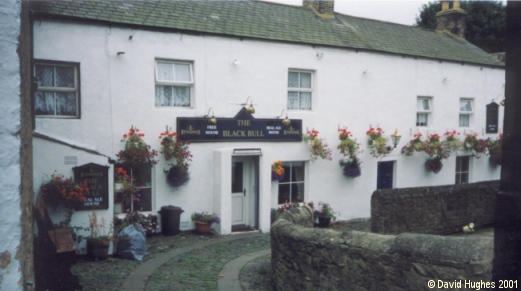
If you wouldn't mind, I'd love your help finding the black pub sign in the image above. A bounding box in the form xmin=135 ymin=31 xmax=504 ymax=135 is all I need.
xmin=486 ymin=102 xmax=499 ymax=133
xmin=73 ymin=163 xmax=109 ymax=210
xmin=177 ymin=107 xmax=302 ymax=142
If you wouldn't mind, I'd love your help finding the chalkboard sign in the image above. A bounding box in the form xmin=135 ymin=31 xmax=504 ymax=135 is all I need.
xmin=73 ymin=163 xmax=109 ymax=210
xmin=486 ymin=102 xmax=499 ymax=133
xmin=177 ymin=107 xmax=302 ymax=142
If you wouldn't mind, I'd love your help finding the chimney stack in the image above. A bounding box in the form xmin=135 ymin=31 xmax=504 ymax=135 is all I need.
xmin=436 ymin=0 xmax=467 ymax=38
xmin=304 ymin=0 xmax=335 ymax=19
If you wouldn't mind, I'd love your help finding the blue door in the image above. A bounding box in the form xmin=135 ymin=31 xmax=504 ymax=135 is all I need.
xmin=377 ymin=161 xmax=394 ymax=189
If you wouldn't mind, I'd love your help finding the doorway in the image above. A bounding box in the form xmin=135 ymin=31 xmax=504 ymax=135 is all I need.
xmin=231 ymin=156 xmax=258 ymax=232
xmin=377 ymin=161 xmax=395 ymax=189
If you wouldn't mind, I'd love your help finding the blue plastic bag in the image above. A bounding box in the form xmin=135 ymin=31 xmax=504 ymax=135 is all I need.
xmin=117 ymin=225 xmax=149 ymax=261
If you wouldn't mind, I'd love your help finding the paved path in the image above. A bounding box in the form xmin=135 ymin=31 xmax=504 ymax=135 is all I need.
xmin=120 ymin=232 xmax=270 ymax=291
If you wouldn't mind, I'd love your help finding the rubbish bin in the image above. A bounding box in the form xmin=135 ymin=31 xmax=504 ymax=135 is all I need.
xmin=159 ymin=205 xmax=184 ymax=236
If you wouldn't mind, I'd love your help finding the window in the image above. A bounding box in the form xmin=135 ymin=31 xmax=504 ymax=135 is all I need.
xmin=34 ymin=61 xmax=80 ymax=117
xmin=455 ymin=156 xmax=470 ymax=184
xmin=155 ymin=60 xmax=193 ymax=107
xmin=459 ymin=99 xmax=473 ymax=127
xmin=416 ymin=97 xmax=431 ymax=126
xmin=278 ymin=161 xmax=305 ymax=204
xmin=288 ymin=70 xmax=312 ymax=110
xmin=116 ymin=165 xmax=152 ymax=212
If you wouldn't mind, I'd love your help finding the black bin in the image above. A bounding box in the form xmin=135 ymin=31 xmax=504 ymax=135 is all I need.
xmin=159 ymin=205 xmax=184 ymax=236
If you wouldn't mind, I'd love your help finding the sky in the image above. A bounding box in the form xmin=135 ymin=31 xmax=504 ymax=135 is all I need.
xmin=262 ymin=0 xmax=436 ymax=26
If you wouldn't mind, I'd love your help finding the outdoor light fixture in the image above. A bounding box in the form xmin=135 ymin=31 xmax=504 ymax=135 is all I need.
xmin=277 ymin=109 xmax=291 ymax=126
xmin=204 ymin=107 xmax=217 ymax=125
xmin=117 ymin=51 xmax=125 ymax=56
xmin=244 ymin=96 xmax=255 ymax=114
xmin=233 ymin=59 xmax=240 ymax=65
xmin=388 ymin=129 xmax=402 ymax=151
xmin=500 ymin=99 xmax=505 ymax=106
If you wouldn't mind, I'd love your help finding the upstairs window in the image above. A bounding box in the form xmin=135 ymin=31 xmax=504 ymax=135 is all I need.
xmin=288 ymin=70 xmax=312 ymax=110
xmin=459 ymin=99 xmax=473 ymax=127
xmin=416 ymin=97 xmax=431 ymax=126
xmin=34 ymin=61 xmax=80 ymax=118
xmin=155 ymin=60 xmax=193 ymax=107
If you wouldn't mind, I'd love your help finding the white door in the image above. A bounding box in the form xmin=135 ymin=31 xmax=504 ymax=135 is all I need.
xmin=231 ymin=157 xmax=253 ymax=226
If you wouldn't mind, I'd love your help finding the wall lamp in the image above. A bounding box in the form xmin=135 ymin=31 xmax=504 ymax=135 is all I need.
xmin=500 ymin=99 xmax=505 ymax=106
xmin=387 ymin=129 xmax=402 ymax=151
xmin=277 ymin=109 xmax=291 ymax=126
xmin=204 ymin=107 xmax=217 ymax=125
xmin=243 ymin=96 xmax=255 ymax=114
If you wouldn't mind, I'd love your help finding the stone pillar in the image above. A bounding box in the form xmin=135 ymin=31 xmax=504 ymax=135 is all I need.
xmin=493 ymin=1 xmax=521 ymax=283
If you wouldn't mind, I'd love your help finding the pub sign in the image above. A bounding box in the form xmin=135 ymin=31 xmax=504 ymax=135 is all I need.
xmin=73 ymin=163 xmax=109 ymax=210
xmin=177 ymin=107 xmax=302 ymax=142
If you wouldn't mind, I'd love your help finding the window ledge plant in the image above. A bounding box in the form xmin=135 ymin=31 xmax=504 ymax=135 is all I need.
xmin=366 ymin=127 xmax=390 ymax=158
xmin=337 ymin=127 xmax=362 ymax=177
xmin=117 ymin=126 xmax=158 ymax=169
xmin=303 ymin=129 xmax=332 ymax=161
xmin=159 ymin=129 xmax=192 ymax=187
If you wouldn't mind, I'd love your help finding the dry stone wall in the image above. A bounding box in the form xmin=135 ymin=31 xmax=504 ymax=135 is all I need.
xmin=271 ymin=206 xmax=494 ymax=291
xmin=371 ymin=181 xmax=498 ymax=235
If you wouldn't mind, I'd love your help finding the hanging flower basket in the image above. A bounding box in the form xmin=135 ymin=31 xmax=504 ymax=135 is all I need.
xmin=343 ymin=165 xmax=361 ymax=177
xmin=271 ymin=161 xmax=285 ymax=181
xmin=166 ymin=164 xmax=190 ymax=187
xmin=303 ymin=129 xmax=332 ymax=161
xmin=487 ymin=134 xmax=502 ymax=166
xmin=425 ymin=157 xmax=443 ymax=173
xmin=117 ymin=127 xmax=158 ymax=169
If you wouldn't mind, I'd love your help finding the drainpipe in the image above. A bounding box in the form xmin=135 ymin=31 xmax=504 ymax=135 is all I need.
xmin=492 ymin=0 xmax=521 ymax=283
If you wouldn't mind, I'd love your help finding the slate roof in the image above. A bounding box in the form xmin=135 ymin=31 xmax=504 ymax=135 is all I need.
xmin=30 ymin=0 xmax=503 ymax=67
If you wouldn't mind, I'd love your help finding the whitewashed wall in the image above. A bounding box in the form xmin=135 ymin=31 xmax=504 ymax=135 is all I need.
xmin=33 ymin=19 xmax=504 ymax=232
xmin=0 ymin=0 xmax=22 ymax=289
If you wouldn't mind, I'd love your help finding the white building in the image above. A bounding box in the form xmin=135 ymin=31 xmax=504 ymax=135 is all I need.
xmin=30 ymin=0 xmax=504 ymax=238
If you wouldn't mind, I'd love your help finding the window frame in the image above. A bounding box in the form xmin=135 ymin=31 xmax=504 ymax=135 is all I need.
xmin=459 ymin=98 xmax=474 ymax=128
xmin=455 ymin=156 xmax=471 ymax=184
xmin=33 ymin=60 xmax=81 ymax=118
xmin=154 ymin=60 xmax=194 ymax=107
xmin=116 ymin=165 xmax=154 ymax=213
xmin=416 ymin=96 xmax=432 ymax=127
xmin=277 ymin=161 xmax=306 ymax=204
xmin=287 ymin=69 xmax=313 ymax=110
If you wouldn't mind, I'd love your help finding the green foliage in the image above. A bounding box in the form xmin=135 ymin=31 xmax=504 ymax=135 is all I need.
xmin=415 ymin=0 xmax=506 ymax=53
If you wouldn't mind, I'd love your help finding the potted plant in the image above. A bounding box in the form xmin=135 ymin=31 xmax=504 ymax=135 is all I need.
xmin=463 ymin=133 xmax=488 ymax=158
xmin=303 ymin=129 xmax=332 ymax=161
xmin=116 ymin=126 xmax=158 ymax=170
xmin=86 ymin=211 xmax=113 ymax=260
xmin=159 ymin=129 xmax=192 ymax=187
xmin=191 ymin=212 xmax=221 ymax=234
xmin=487 ymin=133 xmax=503 ymax=166
xmin=40 ymin=171 xmax=89 ymax=210
xmin=366 ymin=127 xmax=390 ymax=158
xmin=314 ymin=202 xmax=336 ymax=228
xmin=337 ymin=127 xmax=362 ymax=177
xmin=271 ymin=160 xmax=285 ymax=181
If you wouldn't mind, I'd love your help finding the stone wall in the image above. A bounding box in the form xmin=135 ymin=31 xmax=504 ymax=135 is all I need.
xmin=371 ymin=181 xmax=498 ymax=235
xmin=271 ymin=207 xmax=493 ymax=291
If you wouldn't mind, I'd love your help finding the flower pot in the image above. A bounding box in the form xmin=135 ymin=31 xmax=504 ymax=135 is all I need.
xmin=271 ymin=171 xmax=285 ymax=182
xmin=343 ymin=165 xmax=361 ymax=178
xmin=194 ymin=221 xmax=212 ymax=234
xmin=425 ymin=158 xmax=443 ymax=174
xmin=318 ymin=216 xmax=331 ymax=228
xmin=87 ymin=238 xmax=110 ymax=260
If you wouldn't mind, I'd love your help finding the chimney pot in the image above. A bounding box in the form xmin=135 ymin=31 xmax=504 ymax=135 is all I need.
xmin=436 ymin=1 xmax=466 ymax=39
xmin=304 ymin=0 xmax=335 ymax=19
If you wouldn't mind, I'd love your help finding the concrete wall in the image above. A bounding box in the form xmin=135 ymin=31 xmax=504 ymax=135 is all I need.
xmin=32 ymin=18 xmax=504 ymax=232
xmin=371 ymin=181 xmax=498 ymax=235
xmin=0 ymin=0 xmax=23 ymax=289
xmin=271 ymin=207 xmax=494 ymax=290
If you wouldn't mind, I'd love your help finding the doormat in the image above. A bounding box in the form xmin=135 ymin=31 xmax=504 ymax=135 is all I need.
xmin=232 ymin=225 xmax=256 ymax=232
